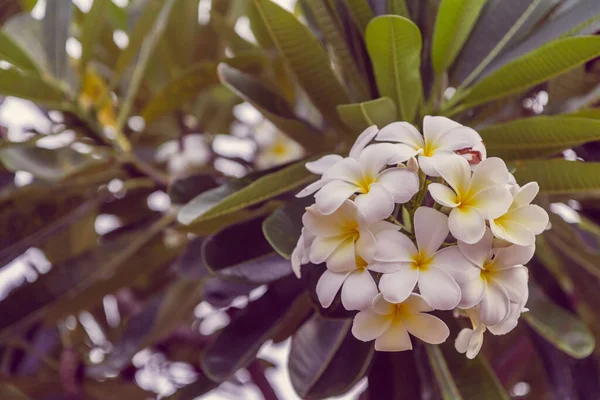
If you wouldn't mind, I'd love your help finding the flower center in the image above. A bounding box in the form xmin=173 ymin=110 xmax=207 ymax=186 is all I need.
xmin=272 ymin=142 xmax=288 ymax=156
xmin=423 ymin=141 xmax=437 ymax=157
xmin=411 ymin=250 xmax=431 ymax=271
xmin=356 ymin=174 xmax=376 ymax=194
xmin=393 ymin=304 xmax=410 ymax=319
xmin=480 ymin=260 xmax=496 ymax=281
xmin=355 ymin=255 xmax=368 ymax=270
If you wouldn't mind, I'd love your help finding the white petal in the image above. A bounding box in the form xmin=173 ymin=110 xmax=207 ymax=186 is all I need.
xmin=291 ymin=232 xmax=307 ymax=278
xmin=458 ymin=229 xmax=493 ymax=268
xmin=434 ymin=126 xmax=482 ymax=152
xmin=418 ymin=154 xmax=444 ymax=177
xmin=433 ymin=154 xmax=471 ymax=195
xmin=368 ymin=261 xmax=404 ymax=274
xmin=376 ymin=121 xmax=424 ymax=148
xmin=352 ymin=310 xmax=392 ymax=341
xmin=316 ymin=270 xmax=350 ymax=308
xmin=493 ymin=244 xmax=535 ymax=269
xmin=402 ymin=293 xmax=434 ymax=313
xmin=375 ymin=319 xmax=413 ymax=351
xmin=296 ymin=179 xmax=329 ymax=198
xmin=302 ymin=202 xmax=356 ymax=237
xmin=418 ymin=267 xmax=461 ymax=310
xmin=466 ymin=328 xmax=485 ymax=359
xmin=491 ymin=266 xmax=528 ymax=304
xmin=469 ymin=157 xmax=509 ymax=193
xmin=350 ymin=125 xmax=379 ymax=159
xmin=354 ymin=183 xmax=395 ymax=223
xmin=374 ymin=230 xmax=417 ymax=262
xmin=356 ymin=229 xmax=376 ymax=262
xmin=458 ymin=277 xmax=487 ymax=308
xmin=342 ymin=269 xmax=379 ymax=310
xmin=488 ymin=303 xmax=521 ymax=335
xmin=315 ymin=180 xmax=359 ymax=215
xmin=430 ymin=246 xmax=479 ymax=283
xmin=428 ymin=182 xmax=459 ymax=207
xmin=490 ymin=219 xmax=535 ymax=246
xmin=326 ymin=237 xmax=357 ymax=273
xmin=371 ymin=293 xmax=395 ymax=315
xmin=468 ymin=186 xmax=512 ymax=219
xmin=403 ymin=313 xmax=450 ymax=345
xmin=507 ymin=205 xmax=549 ymax=235
xmin=376 ymin=168 xmax=419 ymax=204
xmin=369 ymin=220 xmax=401 ymax=235
xmin=379 ymin=266 xmax=419 ymax=304
xmin=455 ymin=328 xmax=473 ymax=354
xmin=305 ymin=154 xmax=343 ymax=175
xmin=309 ymin=235 xmax=345 ymax=264
xmin=423 ymin=115 xmax=463 ymax=143
xmin=480 ymin=280 xmax=511 ymax=326
xmin=414 ymin=207 xmax=449 ymax=255
xmin=513 ymin=181 xmax=539 ymax=207
xmin=449 ymin=207 xmax=486 ymax=244
xmin=322 ymin=157 xmax=363 ymax=183
xmin=358 ymin=143 xmax=411 ymax=177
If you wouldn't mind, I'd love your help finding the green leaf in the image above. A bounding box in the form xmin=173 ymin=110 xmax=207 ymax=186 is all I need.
xmin=164 ymin=0 xmax=199 ymax=69
xmin=1 ymin=14 xmax=47 ymax=71
xmin=168 ymin=173 xmax=220 ymax=205
xmin=387 ymin=0 xmax=409 ymax=17
xmin=141 ymin=63 xmax=219 ymax=123
xmin=0 ymin=31 xmax=39 ymax=72
xmin=366 ymin=15 xmax=423 ymax=122
xmin=179 ymin=158 xmax=316 ymax=224
xmin=80 ymin=0 xmax=110 ymax=74
xmin=513 ymin=160 xmax=600 ymax=196
xmin=263 ymin=198 xmax=310 ymax=259
xmin=217 ymin=63 xmax=327 ymax=152
xmin=343 ymin=0 xmax=374 ymax=35
xmin=289 ymin=315 xmax=374 ymax=399
xmin=367 ymin=352 xmax=421 ymax=400
xmin=210 ymin=12 xmax=258 ymax=54
xmin=18 ymin=0 xmax=38 ymax=11
xmin=201 ymin=276 xmax=303 ymax=381
xmin=431 ymin=0 xmax=486 ymax=75
xmin=424 ymin=344 xmax=463 ymax=400
xmin=479 ymin=116 xmax=600 ymax=160
xmin=452 ymin=36 xmax=600 ymax=112
xmin=202 ymin=215 xmax=293 ymax=284
xmin=43 ymin=0 xmax=72 ymax=81
xmin=305 ymin=0 xmax=370 ymax=101
xmin=0 ymin=144 xmax=107 ymax=182
xmin=563 ymin=108 xmax=600 ymax=119
xmin=0 ymin=384 xmax=32 ymax=400
xmin=252 ymin=0 xmax=350 ymax=129
xmin=0 ymin=69 xmax=69 ymax=110
xmin=524 ymin=283 xmax=595 ymax=359
xmin=337 ymin=96 xmax=398 ymax=136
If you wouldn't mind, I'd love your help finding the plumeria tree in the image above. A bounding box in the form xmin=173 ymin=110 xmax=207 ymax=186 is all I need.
xmin=1 ymin=0 xmax=600 ymax=399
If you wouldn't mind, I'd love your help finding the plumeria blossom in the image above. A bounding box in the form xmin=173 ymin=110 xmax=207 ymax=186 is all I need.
xmin=291 ymin=228 xmax=315 ymax=278
xmin=352 ymin=293 xmax=449 ymax=351
xmin=155 ymin=134 xmax=210 ymax=175
xmin=457 ymin=229 xmax=532 ymax=326
xmin=375 ymin=116 xmax=484 ymax=176
xmin=428 ymin=155 xmax=512 ymax=244
xmin=297 ymin=126 xmax=420 ymax=222
xmin=490 ymin=182 xmax=549 ymax=246
xmin=255 ymin=123 xmax=304 ymax=169
xmin=372 ymin=207 xmax=466 ymax=310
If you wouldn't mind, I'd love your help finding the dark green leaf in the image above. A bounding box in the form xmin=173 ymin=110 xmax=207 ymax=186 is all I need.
xmin=0 ymin=69 xmax=69 ymax=110
xmin=367 ymin=352 xmax=422 ymax=400
xmin=263 ymin=198 xmax=310 ymax=259
xmin=0 ymin=31 xmax=39 ymax=72
xmin=210 ymin=12 xmax=258 ymax=54
xmin=2 ymin=14 xmax=47 ymax=71
xmin=175 ymin=237 xmax=211 ymax=279
xmin=344 ymin=0 xmax=374 ymax=35
xmin=513 ymin=160 xmax=600 ymax=196
xmin=80 ymin=0 xmax=111 ymax=74
xmin=43 ymin=0 xmax=72 ymax=81
xmin=337 ymin=96 xmax=398 ymax=136
xmin=164 ymin=0 xmax=199 ymax=68
xmin=168 ymin=173 xmax=220 ymax=205
xmin=425 ymin=344 xmax=464 ymax=400
xmin=203 ymin=277 xmax=259 ymax=308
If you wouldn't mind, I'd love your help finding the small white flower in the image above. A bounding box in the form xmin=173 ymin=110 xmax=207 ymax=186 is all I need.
xmin=372 ymin=207 xmax=468 ymax=310
xmin=297 ymin=126 xmax=420 ymax=222
xmin=458 ymin=229 xmax=532 ymax=326
xmin=428 ymin=155 xmax=513 ymax=243
xmin=375 ymin=116 xmax=484 ymax=176
xmin=455 ymin=308 xmax=486 ymax=359
xmin=490 ymin=182 xmax=549 ymax=246
xmin=155 ymin=134 xmax=210 ymax=175
xmin=291 ymin=228 xmax=315 ymax=278
xmin=352 ymin=293 xmax=450 ymax=351
xmin=255 ymin=126 xmax=304 ymax=169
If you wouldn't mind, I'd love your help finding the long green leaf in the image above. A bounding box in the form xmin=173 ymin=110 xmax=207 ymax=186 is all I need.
xmin=366 ymin=15 xmax=422 ymax=122
xmin=79 ymin=0 xmax=110 ymax=74
xmin=452 ymin=36 xmax=600 ymax=112
xmin=367 ymin=352 xmax=422 ymax=400
xmin=513 ymin=160 xmax=600 ymax=196
xmin=0 ymin=32 xmax=39 ymax=72
xmin=337 ymin=96 xmax=398 ymax=135
xmin=524 ymin=283 xmax=595 ymax=359
xmin=431 ymin=0 xmax=486 ymax=75
xmin=0 ymin=69 xmax=70 ymax=110
xmin=387 ymin=0 xmax=409 ymax=17
xmin=343 ymin=0 xmax=373 ymax=35
xmin=3 ymin=14 xmax=47 ymax=71
xmin=42 ymin=0 xmax=72 ymax=80
xmin=252 ymin=0 xmax=350 ymax=129
xmin=425 ymin=344 xmax=463 ymax=400
xmin=479 ymin=116 xmax=600 ymax=160
xmin=164 ymin=0 xmax=199 ymax=69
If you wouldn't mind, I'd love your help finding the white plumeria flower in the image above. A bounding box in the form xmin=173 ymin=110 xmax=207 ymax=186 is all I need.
xmin=291 ymin=228 xmax=315 ymax=278
xmin=155 ymin=134 xmax=210 ymax=175
xmin=372 ymin=207 xmax=468 ymax=310
xmin=297 ymin=126 xmax=420 ymax=222
xmin=303 ymin=200 xmax=397 ymax=310
xmin=455 ymin=308 xmax=486 ymax=359
xmin=490 ymin=182 xmax=549 ymax=246
xmin=352 ymin=293 xmax=450 ymax=351
xmin=255 ymin=125 xmax=304 ymax=169
xmin=428 ymin=155 xmax=512 ymax=244
xmin=375 ymin=116 xmax=484 ymax=177
xmin=457 ymin=229 xmax=532 ymax=326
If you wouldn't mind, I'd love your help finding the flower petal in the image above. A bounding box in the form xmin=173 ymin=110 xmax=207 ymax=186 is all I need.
xmin=369 ymin=220 xmax=400 ymax=235
xmin=414 ymin=207 xmax=449 ymax=255
xmin=432 ymin=154 xmax=471 ymax=195
xmin=507 ymin=205 xmax=549 ymax=235
xmin=355 ymin=183 xmax=395 ymax=223
xmin=359 ymin=143 xmax=411 ymax=177
xmin=296 ymin=179 xmax=329 ymax=198
xmin=488 ymin=303 xmax=521 ymax=335
xmin=469 ymin=157 xmax=509 ymax=193
xmin=376 ymin=121 xmax=424 ymax=149
xmin=342 ymin=269 xmax=379 ymax=310
xmin=322 ymin=157 xmax=363 ymax=183
xmin=490 ymin=219 xmax=535 ymax=246
xmin=449 ymin=206 xmax=486 ymax=244
xmin=374 ymin=230 xmax=417 ymax=262
xmin=326 ymin=237 xmax=357 ymax=273
xmin=402 ymin=293 xmax=434 ymax=313
xmin=431 ymin=246 xmax=479 ymax=283
xmin=305 ymin=154 xmax=343 ymax=175
xmin=468 ymin=186 xmax=512 ymax=219
xmin=491 ymin=266 xmax=528 ymax=304
xmin=466 ymin=328 xmax=485 ymax=359
xmin=428 ymin=182 xmax=459 ymax=207
xmin=315 ymin=180 xmax=359 ymax=215
xmin=418 ymin=267 xmax=461 ymax=310
xmin=458 ymin=277 xmax=487 ymax=308
xmin=434 ymin=126 xmax=482 ymax=152
xmin=372 ymin=293 xmax=395 ymax=315
xmin=480 ymin=280 xmax=511 ymax=326
xmin=356 ymin=229 xmax=376 ymax=262
xmin=368 ymin=261 xmax=404 ymax=274
xmin=493 ymin=244 xmax=535 ymax=269
xmin=513 ymin=181 xmax=539 ymax=207
xmin=303 ymin=202 xmax=360 ymax=237
xmin=458 ymin=229 xmax=493 ymax=268
xmin=376 ymin=168 xmax=419 ymax=204
xmin=379 ymin=266 xmax=419 ymax=304
xmin=455 ymin=328 xmax=473 ymax=354
xmin=309 ymin=235 xmax=345 ymax=264
xmin=350 ymin=125 xmax=379 ymax=159
xmin=352 ymin=310 xmax=392 ymax=341
xmin=423 ymin=115 xmax=463 ymax=144
xmin=403 ymin=313 xmax=450 ymax=344
xmin=316 ymin=270 xmax=350 ymax=308
xmin=375 ymin=319 xmax=413 ymax=351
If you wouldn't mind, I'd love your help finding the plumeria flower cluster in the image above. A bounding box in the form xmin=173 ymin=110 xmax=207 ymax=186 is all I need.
xmin=292 ymin=116 xmax=549 ymax=357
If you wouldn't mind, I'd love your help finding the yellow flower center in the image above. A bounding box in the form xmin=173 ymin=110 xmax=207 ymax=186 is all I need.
xmin=355 ymin=255 xmax=368 ymax=270
xmin=480 ymin=260 xmax=496 ymax=281
xmin=423 ymin=140 xmax=438 ymax=157
xmin=356 ymin=173 xmax=376 ymax=194
xmin=272 ymin=142 xmax=288 ymax=156
xmin=411 ymin=250 xmax=432 ymax=271
xmin=393 ymin=303 xmax=411 ymax=320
